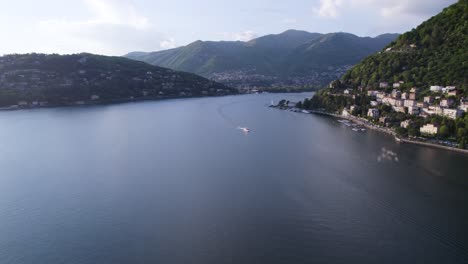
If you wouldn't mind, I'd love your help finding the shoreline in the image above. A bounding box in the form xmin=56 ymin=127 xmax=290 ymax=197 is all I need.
xmin=310 ymin=110 xmax=468 ymax=155
xmin=0 ymin=93 xmax=240 ymax=112
xmin=277 ymin=107 xmax=468 ymax=155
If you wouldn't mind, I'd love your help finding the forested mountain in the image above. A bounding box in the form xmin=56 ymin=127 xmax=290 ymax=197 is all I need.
xmin=125 ymin=30 xmax=398 ymax=89
xmin=0 ymin=53 xmax=234 ymax=107
xmin=342 ymin=0 xmax=467 ymax=91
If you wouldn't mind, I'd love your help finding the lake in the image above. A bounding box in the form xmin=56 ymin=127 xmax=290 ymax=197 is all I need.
xmin=0 ymin=93 xmax=467 ymax=264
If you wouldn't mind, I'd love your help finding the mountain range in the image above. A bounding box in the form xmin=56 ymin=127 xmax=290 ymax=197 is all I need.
xmin=125 ymin=30 xmax=399 ymax=89
xmin=0 ymin=53 xmax=234 ymax=107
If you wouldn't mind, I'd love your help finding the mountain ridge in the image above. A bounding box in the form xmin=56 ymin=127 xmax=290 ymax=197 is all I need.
xmin=125 ymin=30 xmax=399 ymax=89
xmin=0 ymin=53 xmax=235 ymax=107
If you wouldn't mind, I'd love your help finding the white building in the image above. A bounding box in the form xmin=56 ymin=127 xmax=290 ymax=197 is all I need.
xmin=440 ymin=99 xmax=455 ymax=108
xmin=420 ymin=124 xmax=438 ymax=135
xmin=442 ymin=86 xmax=456 ymax=93
xmin=442 ymin=108 xmax=463 ymax=120
xmin=392 ymin=89 xmax=401 ymax=98
xmin=459 ymin=103 xmax=468 ymax=113
xmin=392 ymin=106 xmax=406 ymax=113
xmin=429 ymin=106 xmax=444 ymax=115
xmin=395 ymin=99 xmax=404 ymax=107
xmin=404 ymin=100 xmax=416 ymax=107
xmin=408 ymin=106 xmax=420 ymax=115
xmin=368 ymin=108 xmax=380 ymax=119
xmin=91 ymin=95 xmax=100 ymax=100
xmin=400 ymin=120 xmax=412 ymax=129
xmin=342 ymin=108 xmax=351 ymax=117
xmin=379 ymin=82 xmax=389 ymax=88
xmin=410 ymin=87 xmax=419 ymax=93
xmin=424 ymin=96 xmax=434 ymax=104
xmin=417 ymin=102 xmax=428 ymax=108
xmin=370 ymin=101 xmax=379 ymax=107
xmin=382 ymin=97 xmax=396 ymax=106
xmin=430 ymin=86 xmax=443 ymax=92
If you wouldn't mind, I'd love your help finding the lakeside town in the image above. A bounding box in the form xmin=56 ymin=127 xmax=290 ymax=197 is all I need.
xmin=273 ymin=79 xmax=468 ymax=153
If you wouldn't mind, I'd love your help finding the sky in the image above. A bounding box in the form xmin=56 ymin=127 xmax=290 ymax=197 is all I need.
xmin=0 ymin=0 xmax=457 ymax=56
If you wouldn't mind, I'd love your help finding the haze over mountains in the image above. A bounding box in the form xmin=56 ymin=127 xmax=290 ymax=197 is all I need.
xmin=126 ymin=30 xmax=399 ymax=89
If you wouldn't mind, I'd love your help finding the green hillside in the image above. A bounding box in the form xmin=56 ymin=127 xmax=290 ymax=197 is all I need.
xmin=0 ymin=53 xmax=235 ymax=107
xmin=125 ymin=30 xmax=398 ymax=88
xmin=342 ymin=0 xmax=467 ymax=91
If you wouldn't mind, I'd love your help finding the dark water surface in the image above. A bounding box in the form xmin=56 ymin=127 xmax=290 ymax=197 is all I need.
xmin=0 ymin=93 xmax=467 ymax=264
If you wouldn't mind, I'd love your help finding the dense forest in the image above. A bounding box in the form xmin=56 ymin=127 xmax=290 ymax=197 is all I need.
xmin=342 ymin=0 xmax=467 ymax=93
xmin=0 ymin=53 xmax=235 ymax=107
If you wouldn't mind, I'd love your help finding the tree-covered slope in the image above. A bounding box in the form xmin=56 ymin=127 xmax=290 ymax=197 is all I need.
xmin=125 ymin=30 xmax=397 ymax=88
xmin=0 ymin=53 xmax=235 ymax=107
xmin=126 ymin=30 xmax=322 ymax=76
xmin=285 ymin=33 xmax=400 ymax=74
xmin=342 ymin=0 xmax=467 ymax=91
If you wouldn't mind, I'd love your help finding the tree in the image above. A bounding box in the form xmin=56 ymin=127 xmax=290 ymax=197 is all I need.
xmin=459 ymin=138 xmax=466 ymax=149
xmin=439 ymin=125 xmax=450 ymax=138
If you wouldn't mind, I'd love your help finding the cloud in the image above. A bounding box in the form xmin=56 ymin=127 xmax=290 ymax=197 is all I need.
xmin=160 ymin=38 xmax=177 ymax=49
xmin=37 ymin=0 xmax=175 ymax=55
xmin=312 ymin=0 xmax=457 ymax=34
xmin=313 ymin=0 xmax=343 ymax=18
xmin=83 ymin=0 xmax=150 ymax=29
xmin=313 ymin=0 xmax=456 ymax=19
xmin=231 ymin=31 xmax=258 ymax=41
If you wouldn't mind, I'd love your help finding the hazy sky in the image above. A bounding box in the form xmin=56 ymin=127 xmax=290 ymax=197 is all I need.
xmin=0 ymin=0 xmax=457 ymax=55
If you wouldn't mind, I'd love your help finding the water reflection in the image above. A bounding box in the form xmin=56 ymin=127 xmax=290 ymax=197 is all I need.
xmin=377 ymin=147 xmax=399 ymax=162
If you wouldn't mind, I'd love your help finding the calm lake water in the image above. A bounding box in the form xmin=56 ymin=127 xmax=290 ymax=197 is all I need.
xmin=0 ymin=93 xmax=468 ymax=264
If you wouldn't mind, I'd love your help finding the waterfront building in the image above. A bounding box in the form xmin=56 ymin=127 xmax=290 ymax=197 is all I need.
xmin=420 ymin=124 xmax=438 ymax=135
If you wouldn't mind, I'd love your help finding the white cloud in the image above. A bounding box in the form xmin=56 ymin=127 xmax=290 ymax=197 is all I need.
xmin=312 ymin=0 xmax=456 ymax=34
xmin=83 ymin=0 xmax=150 ymax=29
xmin=226 ymin=31 xmax=258 ymax=42
xmin=37 ymin=0 xmax=175 ymax=55
xmin=160 ymin=38 xmax=177 ymax=49
xmin=313 ymin=0 xmax=456 ymax=19
xmin=313 ymin=0 xmax=343 ymax=18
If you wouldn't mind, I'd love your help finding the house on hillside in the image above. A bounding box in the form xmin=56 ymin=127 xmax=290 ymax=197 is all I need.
xmin=424 ymin=96 xmax=434 ymax=104
xmin=430 ymin=86 xmax=443 ymax=92
xmin=440 ymin=99 xmax=455 ymax=108
xmin=408 ymin=106 xmax=420 ymax=115
xmin=367 ymin=108 xmax=379 ymax=119
xmin=400 ymin=120 xmax=412 ymax=129
xmin=420 ymin=124 xmax=438 ymax=135
xmin=379 ymin=82 xmax=389 ymax=88
xmin=442 ymin=109 xmax=463 ymax=120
